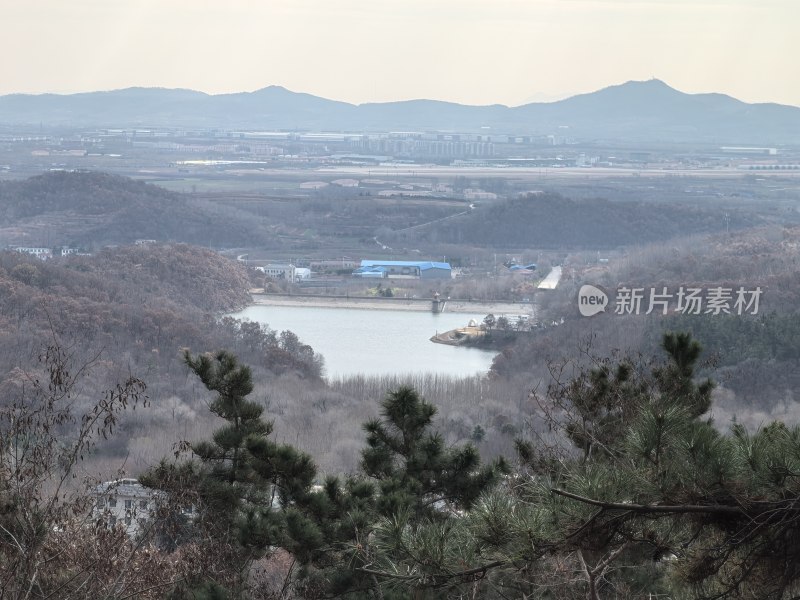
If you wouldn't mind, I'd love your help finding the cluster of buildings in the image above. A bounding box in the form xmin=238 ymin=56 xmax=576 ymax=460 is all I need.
xmin=352 ymin=260 xmax=452 ymax=280
xmin=351 ymin=136 xmax=495 ymax=159
xmin=9 ymin=246 xmax=83 ymax=260
xmin=252 ymin=259 xmax=454 ymax=283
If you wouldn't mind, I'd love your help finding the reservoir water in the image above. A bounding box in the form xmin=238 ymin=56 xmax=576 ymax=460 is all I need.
xmin=231 ymin=305 xmax=497 ymax=379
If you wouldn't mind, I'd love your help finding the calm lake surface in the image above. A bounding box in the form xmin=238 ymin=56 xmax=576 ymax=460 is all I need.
xmin=231 ymin=305 xmax=497 ymax=379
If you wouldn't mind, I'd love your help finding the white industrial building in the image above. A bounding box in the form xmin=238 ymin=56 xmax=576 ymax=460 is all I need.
xmin=257 ymin=263 xmax=297 ymax=281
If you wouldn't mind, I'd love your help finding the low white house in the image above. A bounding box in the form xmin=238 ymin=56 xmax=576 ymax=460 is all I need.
xmin=90 ymin=478 xmax=162 ymax=536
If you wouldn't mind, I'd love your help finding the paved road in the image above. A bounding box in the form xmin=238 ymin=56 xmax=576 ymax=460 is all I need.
xmin=537 ymin=266 xmax=562 ymax=290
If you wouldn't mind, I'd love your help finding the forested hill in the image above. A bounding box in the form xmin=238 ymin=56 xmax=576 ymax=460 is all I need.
xmin=489 ymin=225 xmax=800 ymax=420
xmin=0 ymin=244 xmax=322 ymax=382
xmin=0 ymin=171 xmax=265 ymax=247
xmin=0 ymin=243 xmax=248 ymax=342
xmin=63 ymin=243 xmax=253 ymax=312
xmin=426 ymin=193 xmax=761 ymax=249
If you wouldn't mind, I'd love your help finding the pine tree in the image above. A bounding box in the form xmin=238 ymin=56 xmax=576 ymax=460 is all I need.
xmin=362 ymin=386 xmax=508 ymax=519
xmin=143 ymin=350 xmax=319 ymax=598
xmin=289 ymin=386 xmax=508 ymax=598
xmin=504 ymin=332 xmax=800 ymax=599
xmin=535 ymin=331 xmax=714 ymax=464
xmin=310 ymin=387 xmax=510 ymax=597
xmin=501 ymin=332 xmax=719 ymax=599
xmin=185 ymin=351 xmax=270 ymax=528
xmin=653 ymin=331 xmax=715 ymax=417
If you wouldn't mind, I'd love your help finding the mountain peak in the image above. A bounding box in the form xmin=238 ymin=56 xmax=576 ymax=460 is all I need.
xmin=624 ymin=78 xmax=673 ymax=88
xmin=251 ymin=85 xmax=292 ymax=95
xmin=598 ymin=78 xmax=681 ymax=97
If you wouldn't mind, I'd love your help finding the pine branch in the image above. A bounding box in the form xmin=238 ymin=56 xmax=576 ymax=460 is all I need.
xmin=551 ymin=488 xmax=747 ymax=515
xmin=354 ymin=560 xmax=504 ymax=587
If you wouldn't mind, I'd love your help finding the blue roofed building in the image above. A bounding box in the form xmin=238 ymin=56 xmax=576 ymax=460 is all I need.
xmin=508 ymin=263 xmax=537 ymax=275
xmin=356 ymin=260 xmax=452 ymax=280
xmin=352 ymin=265 xmax=388 ymax=279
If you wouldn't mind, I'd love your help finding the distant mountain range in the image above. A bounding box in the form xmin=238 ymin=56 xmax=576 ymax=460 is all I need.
xmin=1 ymin=79 xmax=799 ymax=144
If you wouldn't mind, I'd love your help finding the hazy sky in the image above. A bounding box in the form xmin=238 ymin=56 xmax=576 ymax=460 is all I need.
xmin=3 ymin=0 xmax=798 ymax=106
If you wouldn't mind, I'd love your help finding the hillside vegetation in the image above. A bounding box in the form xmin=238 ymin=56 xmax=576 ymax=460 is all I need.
xmin=0 ymin=242 xmax=524 ymax=477
xmin=0 ymin=172 xmax=783 ymax=257
xmin=0 ymin=244 xmax=325 ymax=466
xmin=425 ymin=192 xmax=761 ymax=249
xmin=0 ymin=171 xmax=266 ymax=247
xmin=490 ymin=225 xmax=800 ymax=424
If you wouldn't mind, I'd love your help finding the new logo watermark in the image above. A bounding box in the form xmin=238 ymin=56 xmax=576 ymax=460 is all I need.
xmin=578 ymin=285 xmax=763 ymax=316
xmin=578 ymin=284 xmax=609 ymax=317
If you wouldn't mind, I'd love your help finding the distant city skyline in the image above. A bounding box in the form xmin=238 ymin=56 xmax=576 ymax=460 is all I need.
xmin=2 ymin=0 xmax=798 ymax=107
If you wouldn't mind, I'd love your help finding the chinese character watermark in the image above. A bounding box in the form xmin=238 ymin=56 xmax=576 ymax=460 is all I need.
xmin=579 ymin=285 xmax=763 ymax=317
